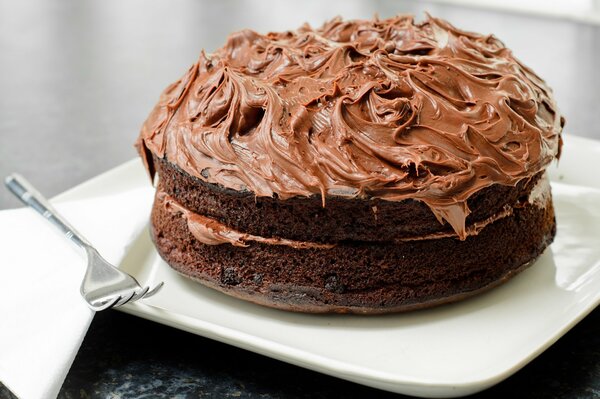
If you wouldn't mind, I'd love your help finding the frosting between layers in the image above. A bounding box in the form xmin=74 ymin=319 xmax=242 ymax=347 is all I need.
xmin=139 ymin=15 xmax=563 ymax=239
xmin=159 ymin=192 xmax=335 ymax=249
xmin=157 ymin=188 xmax=550 ymax=247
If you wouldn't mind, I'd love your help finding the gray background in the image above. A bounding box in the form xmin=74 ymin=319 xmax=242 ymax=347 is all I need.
xmin=0 ymin=0 xmax=598 ymax=398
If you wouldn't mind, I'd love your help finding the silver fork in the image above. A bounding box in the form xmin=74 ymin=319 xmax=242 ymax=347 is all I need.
xmin=4 ymin=173 xmax=163 ymax=311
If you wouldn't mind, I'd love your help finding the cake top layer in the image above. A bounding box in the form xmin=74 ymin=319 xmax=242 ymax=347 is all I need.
xmin=138 ymin=14 xmax=563 ymax=236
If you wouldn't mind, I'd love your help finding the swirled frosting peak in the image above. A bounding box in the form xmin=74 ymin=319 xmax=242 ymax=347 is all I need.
xmin=138 ymin=14 xmax=564 ymax=238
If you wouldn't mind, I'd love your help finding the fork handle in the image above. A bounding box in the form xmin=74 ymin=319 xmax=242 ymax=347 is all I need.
xmin=5 ymin=173 xmax=92 ymax=249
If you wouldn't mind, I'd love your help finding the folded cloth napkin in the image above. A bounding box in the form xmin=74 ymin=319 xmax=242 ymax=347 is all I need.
xmin=0 ymin=185 xmax=153 ymax=399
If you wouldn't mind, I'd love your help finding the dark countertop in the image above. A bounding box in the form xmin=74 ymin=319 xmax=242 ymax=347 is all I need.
xmin=0 ymin=1 xmax=598 ymax=398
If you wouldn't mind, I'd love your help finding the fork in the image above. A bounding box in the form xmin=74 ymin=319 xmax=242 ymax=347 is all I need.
xmin=4 ymin=173 xmax=163 ymax=311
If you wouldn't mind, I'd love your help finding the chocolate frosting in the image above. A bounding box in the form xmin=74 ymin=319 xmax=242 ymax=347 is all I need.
xmin=138 ymin=14 xmax=564 ymax=238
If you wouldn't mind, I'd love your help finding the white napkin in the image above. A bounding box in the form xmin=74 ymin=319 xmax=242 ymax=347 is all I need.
xmin=0 ymin=186 xmax=154 ymax=399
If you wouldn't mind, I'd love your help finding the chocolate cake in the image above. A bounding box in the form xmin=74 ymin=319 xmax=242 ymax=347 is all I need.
xmin=137 ymin=15 xmax=564 ymax=314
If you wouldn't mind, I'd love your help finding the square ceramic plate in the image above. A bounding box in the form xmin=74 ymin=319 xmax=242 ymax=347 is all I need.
xmin=55 ymin=134 xmax=600 ymax=398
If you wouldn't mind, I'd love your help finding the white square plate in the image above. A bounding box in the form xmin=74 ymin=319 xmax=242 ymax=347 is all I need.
xmin=55 ymin=135 xmax=600 ymax=398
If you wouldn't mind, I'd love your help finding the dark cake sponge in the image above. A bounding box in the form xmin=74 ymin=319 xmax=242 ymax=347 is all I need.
xmin=155 ymin=156 xmax=543 ymax=244
xmin=150 ymin=188 xmax=556 ymax=314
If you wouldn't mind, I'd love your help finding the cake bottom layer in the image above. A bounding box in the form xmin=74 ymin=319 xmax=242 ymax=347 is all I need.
xmin=150 ymin=194 xmax=556 ymax=314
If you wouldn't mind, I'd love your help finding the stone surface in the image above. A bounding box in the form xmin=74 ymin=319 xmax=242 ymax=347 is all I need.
xmin=56 ymin=308 xmax=599 ymax=399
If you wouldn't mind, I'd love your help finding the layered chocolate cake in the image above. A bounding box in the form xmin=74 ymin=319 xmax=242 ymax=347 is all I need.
xmin=137 ymin=15 xmax=564 ymax=314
